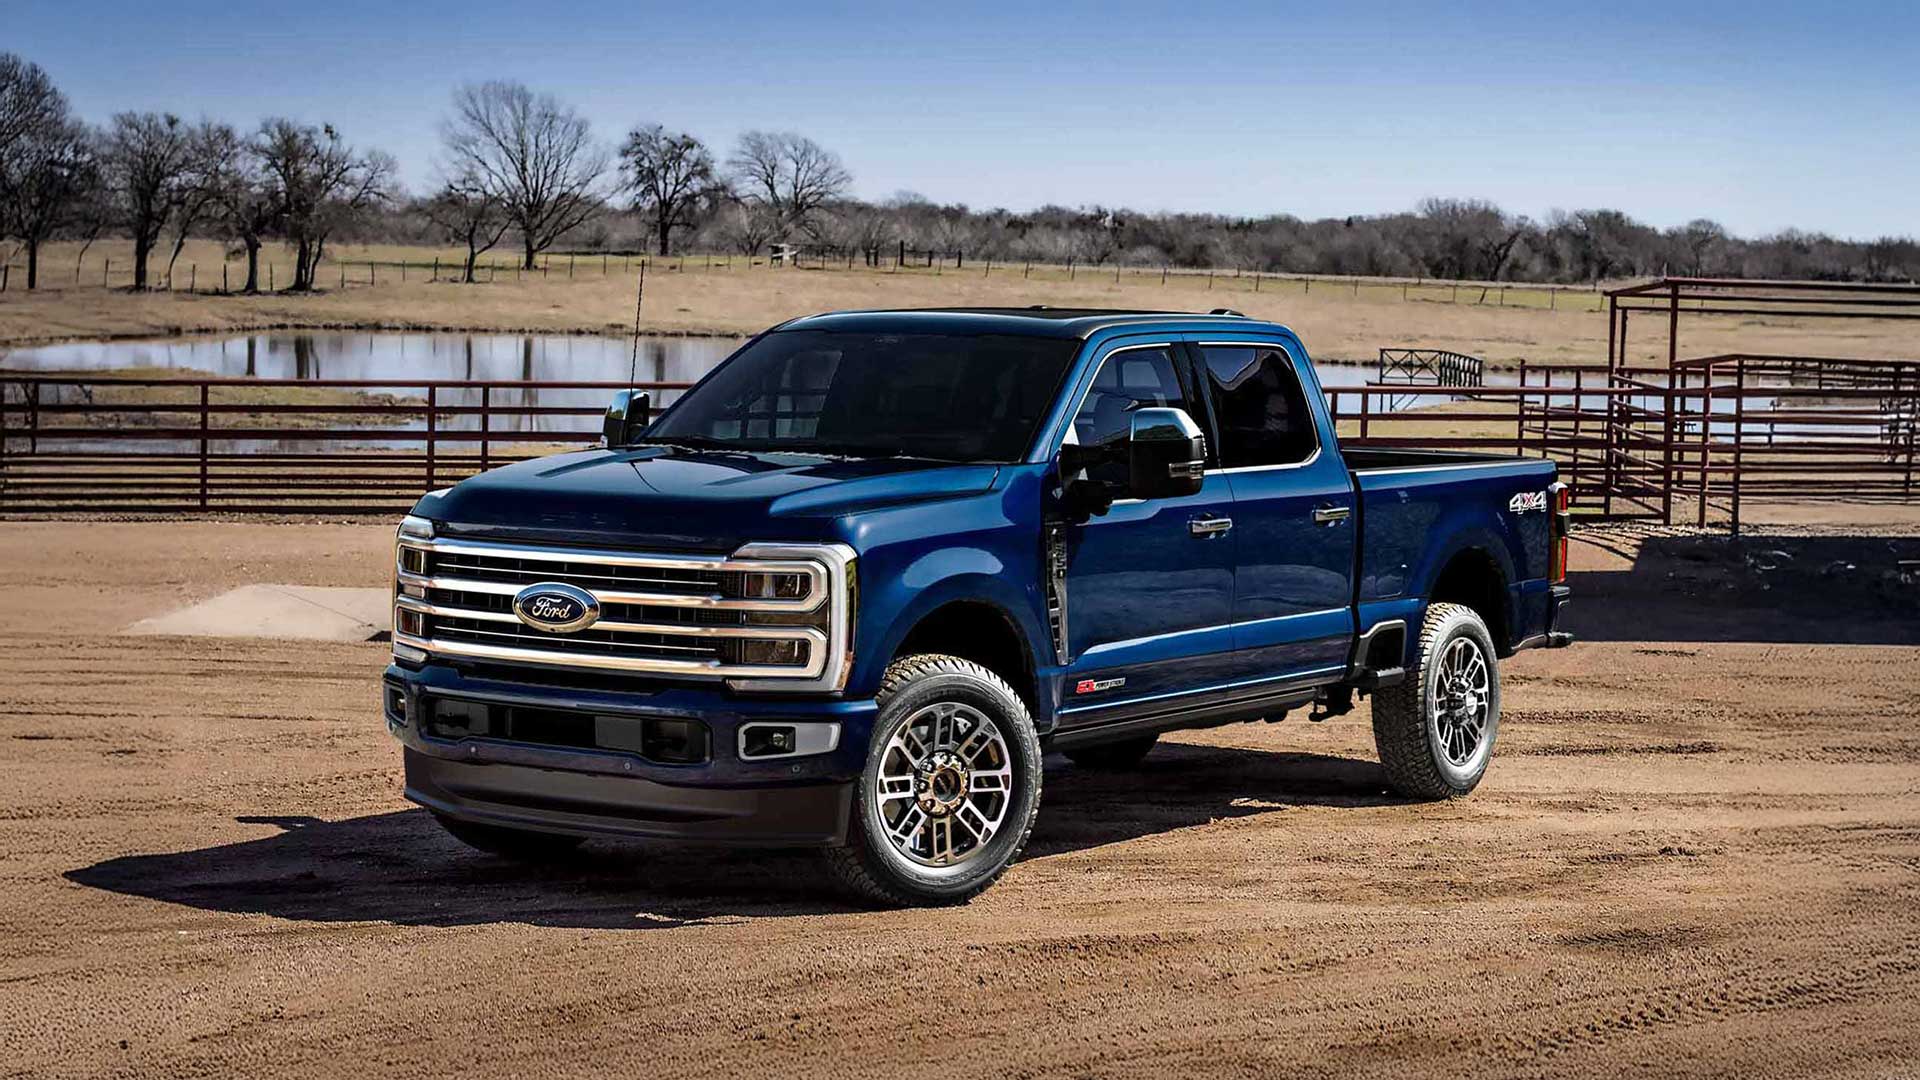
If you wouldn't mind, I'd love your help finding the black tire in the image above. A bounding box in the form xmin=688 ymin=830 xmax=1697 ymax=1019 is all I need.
xmin=824 ymin=654 xmax=1043 ymax=907
xmin=1062 ymin=733 xmax=1159 ymax=769
xmin=431 ymin=811 xmax=586 ymax=862
xmin=1370 ymin=602 xmax=1501 ymax=800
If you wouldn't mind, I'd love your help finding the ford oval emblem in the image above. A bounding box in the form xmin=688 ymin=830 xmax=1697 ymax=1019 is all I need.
xmin=512 ymin=582 xmax=600 ymax=633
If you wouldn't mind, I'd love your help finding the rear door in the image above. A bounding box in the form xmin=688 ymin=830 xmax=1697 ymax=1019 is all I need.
xmin=1189 ymin=338 xmax=1356 ymax=681
xmin=1055 ymin=340 xmax=1238 ymax=724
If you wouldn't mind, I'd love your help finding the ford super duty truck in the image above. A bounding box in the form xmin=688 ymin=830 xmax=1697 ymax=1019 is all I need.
xmin=383 ymin=308 xmax=1572 ymax=905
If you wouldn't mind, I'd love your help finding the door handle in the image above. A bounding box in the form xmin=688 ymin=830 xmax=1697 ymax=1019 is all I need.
xmin=1312 ymin=505 xmax=1351 ymax=525
xmin=1188 ymin=515 xmax=1233 ymax=538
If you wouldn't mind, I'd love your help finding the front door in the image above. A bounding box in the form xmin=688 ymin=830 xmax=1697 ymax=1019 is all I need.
xmin=1056 ymin=342 xmax=1236 ymax=727
xmin=1191 ymin=340 xmax=1356 ymax=681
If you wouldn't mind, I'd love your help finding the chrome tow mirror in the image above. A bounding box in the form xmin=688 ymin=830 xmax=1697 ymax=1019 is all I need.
xmin=602 ymin=390 xmax=650 ymax=448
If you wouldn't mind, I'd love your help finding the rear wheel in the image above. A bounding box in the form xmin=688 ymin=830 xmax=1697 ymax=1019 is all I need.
xmin=1063 ymin=733 xmax=1159 ymax=769
xmin=825 ymin=654 xmax=1042 ymax=906
xmin=431 ymin=812 xmax=586 ymax=862
xmin=1370 ymin=602 xmax=1501 ymax=799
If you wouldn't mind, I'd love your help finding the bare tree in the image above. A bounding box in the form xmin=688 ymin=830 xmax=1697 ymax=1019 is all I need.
xmin=99 ymin=112 xmax=197 ymax=289
xmin=0 ymin=113 xmax=95 ymax=289
xmin=423 ymin=171 xmax=510 ymax=282
xmin=0 ymin=53 xmax=64 ymax=163
xmin=1680 ymin=218 xmax=1727 ymax=276
xmin=713 ymin=201 xmax=782 ymax=256
xmin=255 ymin=118 xmax=392 ymax=290
xmin=443 ymin=81 xmax=607 ymax=269
xmin=727 ymin=131 xmax=851 ymax=242
xmin=619 ymin=124 xmax=717 ymax=256
xmin=204 ymin=127 xmax=280 ymax=293
xmin=161 ymin=121 xmax=236 ymax=287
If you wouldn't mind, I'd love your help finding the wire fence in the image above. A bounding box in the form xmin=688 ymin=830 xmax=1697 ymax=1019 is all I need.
xmin=0 ymin=243 xmax=1614 ymax=313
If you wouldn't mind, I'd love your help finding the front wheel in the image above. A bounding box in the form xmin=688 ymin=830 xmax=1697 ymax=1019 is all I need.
xmin=824 ymin=654 xmax=1043 ymax=906
xmin=1370 ymin=602 xmax=1501 ymax=799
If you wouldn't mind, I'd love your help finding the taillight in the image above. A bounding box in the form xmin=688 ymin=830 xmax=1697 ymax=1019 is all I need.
xmin=1549 ymin=482 xmax=1570 ymax=583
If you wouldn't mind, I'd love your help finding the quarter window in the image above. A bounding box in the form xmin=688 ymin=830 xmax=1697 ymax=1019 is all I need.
xmin=1066 ymin=346 xmax=1191 ymax=486
xmin=1199 ymin=345 xmax=1318 ymax=468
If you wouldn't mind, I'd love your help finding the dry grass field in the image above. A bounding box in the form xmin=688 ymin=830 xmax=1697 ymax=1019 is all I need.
xmin=6 ymin=240 xmax=1919 ymax=369
xmin=1 ymin=514 xmax=1916 ymax=1079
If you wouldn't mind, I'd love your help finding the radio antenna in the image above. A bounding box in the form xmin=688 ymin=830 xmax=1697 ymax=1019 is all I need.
xmin=626 ymin=258 xmax=647 ymax=388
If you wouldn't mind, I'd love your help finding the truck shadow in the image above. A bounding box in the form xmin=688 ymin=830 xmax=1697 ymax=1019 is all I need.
xmin=1566 ymin=532 xmax=1920 ymax=644
xmin=63 ymin=744 xmax=1400 ymax=929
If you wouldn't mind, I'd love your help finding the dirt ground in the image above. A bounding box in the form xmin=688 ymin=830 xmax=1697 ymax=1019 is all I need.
xmin=3 ymin=514 xmax=1918 ymax=1079
xmin=6 ymin=240 xmax=1919 ymax=369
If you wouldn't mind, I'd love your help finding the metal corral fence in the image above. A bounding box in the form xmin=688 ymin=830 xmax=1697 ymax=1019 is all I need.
xmin=5 ymin=361 xmax=1916 ymax=525
xmin=1516 ymin=354 xmax=1920 ymax=532
xmin=0 ymin=375 xmax=686 ymax=514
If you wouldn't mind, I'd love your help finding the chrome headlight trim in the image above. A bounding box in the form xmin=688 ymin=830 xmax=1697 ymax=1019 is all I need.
xmin=725 ymin=541 xmax=857 ymax=695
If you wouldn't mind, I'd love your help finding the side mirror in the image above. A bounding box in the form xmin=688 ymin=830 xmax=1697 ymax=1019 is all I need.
xmin=602 ymin=390 xmax=650 ymax=448
xmin=1127 ymin=407 xmax=1206 ymax=499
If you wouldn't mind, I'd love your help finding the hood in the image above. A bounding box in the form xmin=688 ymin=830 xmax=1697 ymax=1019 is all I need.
xmin=418 ymin=446 xmax=1002 ymax=550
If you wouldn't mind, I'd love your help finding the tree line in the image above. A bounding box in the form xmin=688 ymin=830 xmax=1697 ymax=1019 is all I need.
xmin=2 ymin=51 xmax=1914 ymax=293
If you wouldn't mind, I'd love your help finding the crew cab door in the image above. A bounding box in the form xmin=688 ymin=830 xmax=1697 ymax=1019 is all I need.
xmin=1053 ymin=341 xmax=1237 ymax=723
xmin=1189 ymin=339 xmax=1356 ymax=680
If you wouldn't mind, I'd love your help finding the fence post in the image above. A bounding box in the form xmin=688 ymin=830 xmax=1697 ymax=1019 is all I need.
xmin=1732 ymin=360 xmax=1745 ymax=536
xmin=190 ymin=265 xmax=196 ymax=292
xmin=223 ymin=263 xmax=229 ymax=292
xmin=104 ymin=259 xmax=110 ymax=287
xmin=426 ymin=385 xmax=438 ymax=492
xmin=1661 ymin=365 xmax=1676 ymax=524
xmin=1516 ymin=359 xmax=1528 ymax=457
xmin=480 ymin=386 xmax=491 ymax=471
xmin=198 ymin=383 xmax=210 ymax=510
xmin=1697 ymin=371 xmax=1713 ymax=527
xmin=1359 ymin=390 xmax=1370 ymax=442
xmin=401 ymin=261 xmax=406 ymax=282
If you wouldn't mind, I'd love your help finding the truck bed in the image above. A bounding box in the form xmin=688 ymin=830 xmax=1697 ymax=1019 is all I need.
xmin=1340 ymin=444 xmax=1561 ymax=655
xmin=1339 ymin=446 xmax=1534 ymax=473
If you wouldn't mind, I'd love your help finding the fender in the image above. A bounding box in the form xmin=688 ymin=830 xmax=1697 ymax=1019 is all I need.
xmin=848 ymin=549 xmax=1054 ymax=709
xmin=1410 ymin=519 xmax=1523 ymax=649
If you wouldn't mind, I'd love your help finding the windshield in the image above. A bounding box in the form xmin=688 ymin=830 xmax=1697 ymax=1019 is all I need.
xmin=641 ymin=330 xmax=1079 ymax=462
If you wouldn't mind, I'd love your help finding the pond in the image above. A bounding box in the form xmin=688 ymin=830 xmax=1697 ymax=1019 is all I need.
xmin=0 ymin=331 xmax=1531 ymax=455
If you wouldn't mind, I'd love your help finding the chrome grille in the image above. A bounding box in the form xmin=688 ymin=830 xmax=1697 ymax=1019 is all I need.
xmin=393 ymin=530 xmax=854 ymax=689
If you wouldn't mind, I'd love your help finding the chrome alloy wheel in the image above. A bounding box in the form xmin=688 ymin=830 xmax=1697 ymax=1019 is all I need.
xmin=874 ymin=701 xmax=1014 ymax=867
xmin=1431 ymin=635 xmax=1492 ymax=768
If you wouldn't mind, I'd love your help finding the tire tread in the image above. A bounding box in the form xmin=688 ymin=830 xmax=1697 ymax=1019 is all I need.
xmin=1370 ymin=602 xmax=1490 ymax=800
xmin=823 ymin=653 xmax=1041 ymax=907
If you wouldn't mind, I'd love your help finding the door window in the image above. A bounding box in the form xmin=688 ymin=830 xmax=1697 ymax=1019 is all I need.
xmin=1066 ymin=346 xmax=1191 ymax=486
xmin=1198 ymin=345 xmax=1318 ymax=469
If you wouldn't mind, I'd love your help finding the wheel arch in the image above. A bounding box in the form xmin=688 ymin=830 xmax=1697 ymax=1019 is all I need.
xmin=882 ymin=594 xmax=1043 ymax=718
xmin=1425 ymin=545 xmax=1514 ymax=655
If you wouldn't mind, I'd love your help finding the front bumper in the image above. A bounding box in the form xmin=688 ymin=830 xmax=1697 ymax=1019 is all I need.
xmin=384 ymin=662 xmax=875 ymax=846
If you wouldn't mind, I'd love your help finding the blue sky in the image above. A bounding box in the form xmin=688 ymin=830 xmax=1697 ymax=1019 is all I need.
xmin=10 ymin=0 xmax=1917 ymax=238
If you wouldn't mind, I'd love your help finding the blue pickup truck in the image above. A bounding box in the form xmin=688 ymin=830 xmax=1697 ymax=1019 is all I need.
xmin=383 ymin=308 xmax=1571 ymax=905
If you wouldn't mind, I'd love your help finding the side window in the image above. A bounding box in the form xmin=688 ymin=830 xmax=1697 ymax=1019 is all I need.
xmin=1199 ymin=345 xmax=1318 ymax=469
xmin=1067 ymin=346 xmax=1190 ymax=486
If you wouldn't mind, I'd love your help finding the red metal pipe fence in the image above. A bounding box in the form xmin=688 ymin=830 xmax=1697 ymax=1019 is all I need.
xmin=4 ymin=362 xmax=1916 ymax=526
